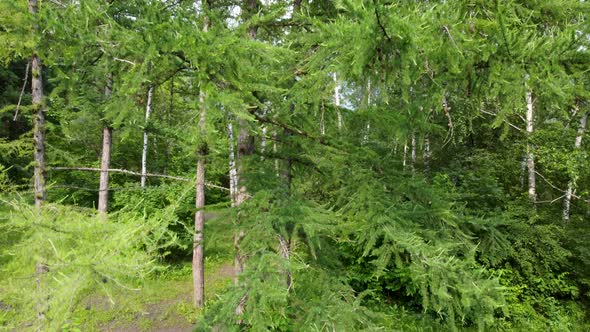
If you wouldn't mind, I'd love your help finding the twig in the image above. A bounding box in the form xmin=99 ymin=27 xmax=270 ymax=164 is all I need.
xmin=442 ymin=25 xmax=463 ymax=56
xmin=534 ymin=171 xmax=567 ymax=193
xmin=480 ymin=109 xmax=523 ymax=131
xmin=535 ymin=195 xmax=565 ymax=204
xmin=13 ymin=61 xmax=30 ymax=121
xmin=113 ymin=57 xmax=136 ymax=66
xmin=442 ymin=96 xmax=454 ymax=147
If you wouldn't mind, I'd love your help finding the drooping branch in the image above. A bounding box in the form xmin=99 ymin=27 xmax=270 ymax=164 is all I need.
xmin=372 ymin=0 xmax=392 ymax=43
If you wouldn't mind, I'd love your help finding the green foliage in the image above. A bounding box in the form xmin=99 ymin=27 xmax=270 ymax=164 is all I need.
xmin=0 ymin=200 xmax=177 ymax=330
xmin=1 ymin=0 xmax=590 ymax=330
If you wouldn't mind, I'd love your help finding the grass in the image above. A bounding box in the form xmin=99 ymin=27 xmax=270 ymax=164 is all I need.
xmin=66 ymin=258 xmax=234 ymax=332
xmin=0 ymin=201 xmax=236 ymax=331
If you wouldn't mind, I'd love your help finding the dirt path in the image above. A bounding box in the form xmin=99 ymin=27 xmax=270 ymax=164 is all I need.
xmin=101 ymin=262 xmax=234 ymax=332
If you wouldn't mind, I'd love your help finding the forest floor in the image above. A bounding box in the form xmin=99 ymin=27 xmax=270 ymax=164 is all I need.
xmin=72 ymin=212 xmax=235 ymax=332
xmin=75 ymin=259 xmax=234 ymax=332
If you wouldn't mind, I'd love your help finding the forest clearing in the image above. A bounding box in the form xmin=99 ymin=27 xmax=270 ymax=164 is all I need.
xmin=1 ymin=0 xmax=590 ymax=331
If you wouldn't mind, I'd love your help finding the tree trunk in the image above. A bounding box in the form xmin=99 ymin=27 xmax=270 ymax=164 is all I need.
xmin=411 ymin=133 xmax=416 ymax=173
xmin=228 ymin=120 xmax=238 ymax=207
xmin=278 ymin=235 xmax=292 ymax=290
xmin=424 ymin=136 xmax=431 ymax=175
xmin=141 ymin=85 xmax=154 ymax=188
xmin=403 ymin=141 xmax=408 ymax=169
xmin=526 ymin=89 xmax=537 ymax=203
xmin=563 ymin=112 xmax=588 ymax=222
xmin=165 ymin=78 xmax=173 ymax=175
xmin=193 ymin=101 xmax=207 ymax=308
xmin=98 ymin=126 xmax=112 ymax=214
xmin=29 ymin=0 xmax=46 ymax=208
xmin=320 ymin=100 xmax=325 ymax=136
xmin=98 ymin=75 xmax=113 ymax=215
xmin=193 ymin=3 xmax=209 ymax=308
xmin=261 ymin=109 xmax=268 ymax=159
xmin=235 ymin=0 xmax=259 ymax=317
xmin=333 ymin=73 xmax=342 ymax=131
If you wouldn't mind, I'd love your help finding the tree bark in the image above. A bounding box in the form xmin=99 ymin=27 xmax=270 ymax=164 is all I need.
xmin=29 ymin=0 xmax=46 ymax=208
xmin=98 ymin=75 xmax=113 ymax=215
xmin=234 ymin=0 xmax=259 ymax=317
xmin=165 ymin=78 xmax=173 ymax=175
xmin=403 ymin=141 xmax=408 ymax=169
xmin=98 ymin=126 xmax=112 ymax=214
xmin=424 ymin=136 xmax=431 ymax=175
xmin=411 ymin=133 xmax=416 ymax=173
xmin=320 ymin=100 xmax=325 ymax=135
xmin=228 ymin=121 xmax=238 ymax=206
xmin=333 ymin=73 xmax=342 ymax=131
xmin=563 ymin=112 xmax=587 ymax=222
xmin=525 ymin=89 xmax=537 ymax=203
xmin=193 ymin=2 xmax=209 ymax=308
xmin=141 ymin=85 xmax=154 ymax=188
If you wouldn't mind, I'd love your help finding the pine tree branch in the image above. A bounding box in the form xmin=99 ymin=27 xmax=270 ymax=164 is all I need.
xmin=372 ymin=0 xmax=392 ymax=43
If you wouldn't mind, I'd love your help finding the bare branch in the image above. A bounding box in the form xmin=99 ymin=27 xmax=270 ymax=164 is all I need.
xmin=13 ymin=61 xmax=30 ymax=121
xmin=480 ymin=109 xmax=524 ymax=132
xmin=113 ymin=57 xmax=136 ymax=66
xmin=535 ymin=171 xmax=566 ymax=193
xmin=49 ymin=167 xmax=230 ymax=191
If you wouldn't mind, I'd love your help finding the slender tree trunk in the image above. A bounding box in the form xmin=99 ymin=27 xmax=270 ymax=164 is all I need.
xmin=563 ymin=112 xmax=588 ymax=222
xmin=165 ymin=78 xmax=173 ymax=175
xmin=320 ymin=100 xmax=325 ymax=136
xmin=228 ymin=120 xmax=238 ymax=207
xmin=424 ymin=136 xmax=431 ymax=174
xmin=193 ymin=3 xmax=209 ymax=308
xmin=411 ymin=133 xmax=416 ymax=173
xmin=30 ymin=2 xmax=47 ymax=321
xmin=363 ymin=80 xmax=371 ymax=143
xmin=193 ymin=99 xmax=207 ymax=308
xmin=526 ymin=89 xmax=537 ymax=203
xmin=235 ymin=0 xmax=259 ymax=317
xmin=403 ymin=141 xmax=408 ymax=169
xmin=98 ymin=126 xmax=112 ymax=214
xmin=141 ymin=85 xmax=154 ymax=188
xmin=278 ymin=235 xmax=292 ymax=289
xmin=333 ymin=73 xmax=342 ymax=131
xmin=261 ymin=109 xmax=268 ymax=159
xmin=98 ymin=75 xmax=113 ymax=215
xmin=29 ymin=0 xmax=46 ymax=208
xmin=273 ymin=129 xmax=279 ymax=176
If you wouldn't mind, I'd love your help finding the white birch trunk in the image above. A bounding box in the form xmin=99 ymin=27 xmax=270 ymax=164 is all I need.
xmin=364 ymin=79 xmax=370 ymax=143
xmin=228 ymin=121 xmax=238 ymax=207
xmin=563 ymin=112 xmax=588 ymax=222
xmin=403 ymin=141 xmax=408 ymax=169
xmin=141 ymin=85 xmax=154 ymax=188
xmin=526 ymin=89 xmax=537 ymax=203
xmin=333 ymin=73 xmax=342 ymax=131
xmin=411 ymin=133 xmax=416 ymax=173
